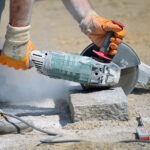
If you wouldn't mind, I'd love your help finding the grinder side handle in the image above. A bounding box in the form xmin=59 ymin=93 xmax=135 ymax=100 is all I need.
xmin=100 ymin=31 xmax=114 ymax=53
xmin=100 ymin=20 xmax=124 ymax=54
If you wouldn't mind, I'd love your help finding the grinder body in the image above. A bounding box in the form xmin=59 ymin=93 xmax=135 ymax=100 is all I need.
xmin=29 ymin=50 xmax=121 ymax=87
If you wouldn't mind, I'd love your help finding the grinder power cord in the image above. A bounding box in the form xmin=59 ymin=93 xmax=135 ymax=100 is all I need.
xmin=0 ymin=109 xmax=87 ymax=144
xmin=1 ymin=110 xmax=150 ymax=144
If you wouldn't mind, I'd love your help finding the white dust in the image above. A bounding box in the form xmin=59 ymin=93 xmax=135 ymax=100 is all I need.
xmin=0 ymin=65 xmax=69 ymax=103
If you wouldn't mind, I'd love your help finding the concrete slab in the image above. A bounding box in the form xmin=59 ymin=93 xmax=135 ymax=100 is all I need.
xmin=69 ymin=87 xmax=129 ymax=122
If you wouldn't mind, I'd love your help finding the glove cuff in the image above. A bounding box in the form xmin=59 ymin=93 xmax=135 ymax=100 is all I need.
xmin=3 ymin=24 xmax=30 ymax=60
xmin=85 ymin=10 xmax=98 ymax=16
xmin=79 ymin=10 xmax=98 ymax=34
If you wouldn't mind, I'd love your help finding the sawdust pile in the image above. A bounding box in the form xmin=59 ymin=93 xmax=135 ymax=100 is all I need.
xmin=64 ymin=121 xmax=100 ymax=130
xmin=64 ymin=119 xmax=138 ymax=131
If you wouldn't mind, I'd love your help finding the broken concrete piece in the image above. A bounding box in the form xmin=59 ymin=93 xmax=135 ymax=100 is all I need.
xmin=138 ymin=62 xmax=150 ymax=89
xmin=69 ymin=87 xmax=128 ymax=122
xmin=0 ymin=117 xmax=33 ymax=134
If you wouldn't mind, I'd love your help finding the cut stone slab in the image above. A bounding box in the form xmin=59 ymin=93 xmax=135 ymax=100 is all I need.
xmin=69 ymin=87 xmax=128 ymax=122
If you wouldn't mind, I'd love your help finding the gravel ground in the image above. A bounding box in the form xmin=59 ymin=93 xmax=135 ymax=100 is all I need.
xmin=0 ymin=0 xmax=150 ymax=150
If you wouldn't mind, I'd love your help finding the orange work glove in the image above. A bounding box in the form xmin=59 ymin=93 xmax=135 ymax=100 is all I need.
xmin=0 ymin=24 xmax=35 ymax=70
xmin=0 ymin=40 xmax=35 ymax=70
xmin=80 ymin=12 xmax=126 ymax=55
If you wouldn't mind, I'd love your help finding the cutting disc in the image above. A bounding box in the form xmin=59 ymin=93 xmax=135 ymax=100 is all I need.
xmin=80 ymin=43 xmax=140 ymax=95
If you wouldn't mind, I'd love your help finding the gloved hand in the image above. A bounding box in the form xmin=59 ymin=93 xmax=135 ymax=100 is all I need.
xmin=0 ymin=24 xmax=35 ymax=70
xmin=80 ymin=11 xmax=126 ymax=55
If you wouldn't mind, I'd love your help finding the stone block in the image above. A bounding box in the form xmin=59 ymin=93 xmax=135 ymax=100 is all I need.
xmin=69 ymin=87 xmax=128 ymax=122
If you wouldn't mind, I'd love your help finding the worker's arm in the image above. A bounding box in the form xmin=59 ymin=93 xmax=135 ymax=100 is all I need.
xmin=62 ymin=0 xmax=93 ymax=23
xmin=62 ymin=0 xmax=126 ymax=55
xmin=0 ymin=0 xmax=35 ymax=70
xmin=10 ymin=0 xmax=33 ymax=27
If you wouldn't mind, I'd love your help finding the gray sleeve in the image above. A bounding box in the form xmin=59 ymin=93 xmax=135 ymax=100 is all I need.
xmin=0 ymin=0 xmax=5 ymax=22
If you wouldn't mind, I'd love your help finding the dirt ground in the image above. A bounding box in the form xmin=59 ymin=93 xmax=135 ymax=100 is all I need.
xmin=0 ymin=0 xmax=150 ymax=150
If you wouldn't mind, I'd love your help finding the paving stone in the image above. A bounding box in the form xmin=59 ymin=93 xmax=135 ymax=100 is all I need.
xmin=69 ymin=87 xmax=128 ymax=122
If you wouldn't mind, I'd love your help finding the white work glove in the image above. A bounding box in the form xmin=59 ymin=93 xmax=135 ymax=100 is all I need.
xmin=0 ymin=24 xmax=35 ymax=70
xmin=3 ymin=24 xmax=30 ymax=60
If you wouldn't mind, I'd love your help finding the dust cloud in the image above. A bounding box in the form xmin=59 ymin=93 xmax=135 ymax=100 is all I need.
xmin=0 ymin=65 xmax=69 ymax=103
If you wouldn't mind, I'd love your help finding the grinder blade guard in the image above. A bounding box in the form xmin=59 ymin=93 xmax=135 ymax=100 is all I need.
xmin=80 ymin=43 xmax=140 ymax=95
